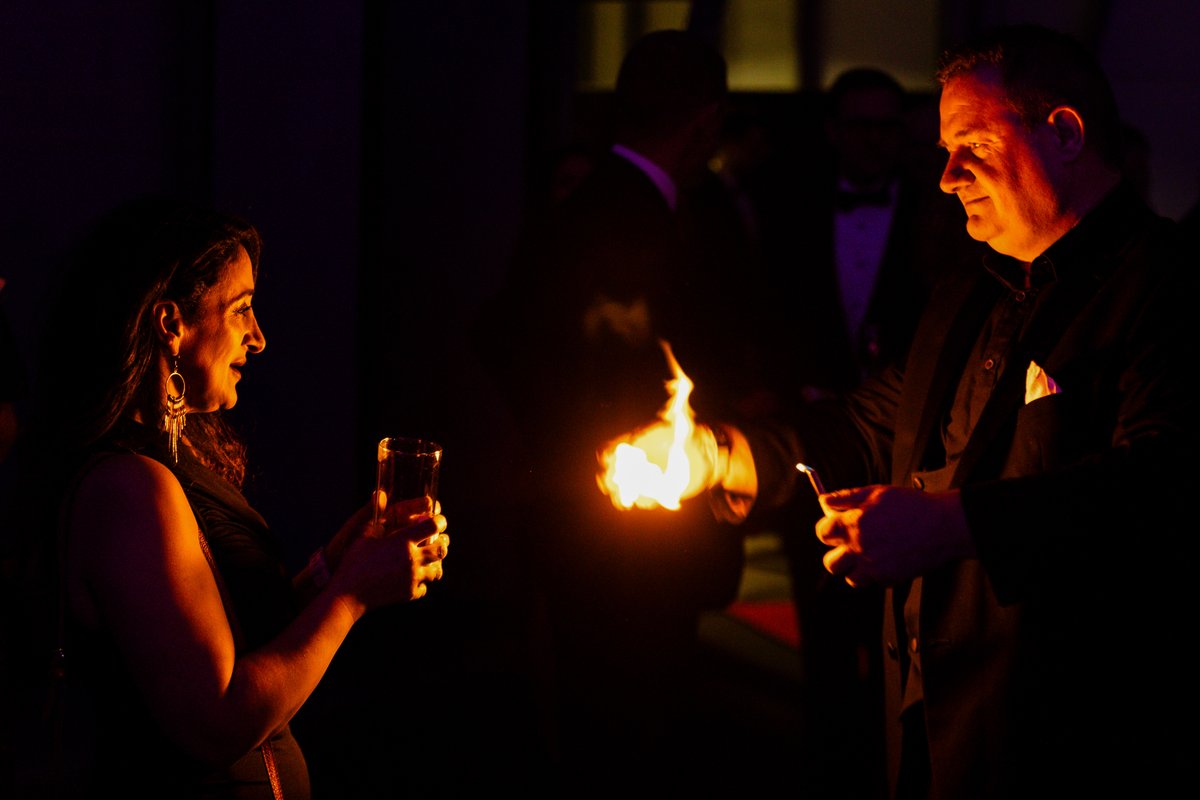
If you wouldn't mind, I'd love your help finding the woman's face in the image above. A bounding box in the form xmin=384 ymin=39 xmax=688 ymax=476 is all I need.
xmin=177 ymin=245 xmax=265 ymax=412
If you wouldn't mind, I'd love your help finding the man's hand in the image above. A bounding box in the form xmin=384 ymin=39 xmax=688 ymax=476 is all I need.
xmin=814 ymin=485 xmax=975 ymax=587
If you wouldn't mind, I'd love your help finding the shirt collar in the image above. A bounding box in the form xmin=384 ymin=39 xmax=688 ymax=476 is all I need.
xmin=1038 ymin=181 xmax=1148 ymax=281
xmin=984 ymin=251 xmax=1057 ymax=292
xmin=983 ymin=182 xmax=1147 ymax=291
xmin=611 ymin=143 xmax=678 ymax=211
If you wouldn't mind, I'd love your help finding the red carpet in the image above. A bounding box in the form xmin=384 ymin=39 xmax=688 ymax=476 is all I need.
xmin=724 ymin=600 xmax=800 ymax=650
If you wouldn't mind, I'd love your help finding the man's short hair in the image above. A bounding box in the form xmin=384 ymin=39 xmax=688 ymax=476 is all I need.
xmin=936 ymin=24 xmax=1123 ymax=167
xmin=614 ymin=29 xmax=728 ymax=141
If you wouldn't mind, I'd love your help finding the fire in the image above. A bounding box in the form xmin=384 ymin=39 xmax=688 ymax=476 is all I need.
xmin=598 ymin=340 xmax=697 ymax=511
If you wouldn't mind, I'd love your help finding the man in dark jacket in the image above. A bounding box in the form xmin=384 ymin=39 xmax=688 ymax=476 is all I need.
xmin=607 ymin=24 xmax=1196 ymax=799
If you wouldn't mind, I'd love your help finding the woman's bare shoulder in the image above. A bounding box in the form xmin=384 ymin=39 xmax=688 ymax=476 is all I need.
xmin=69 ymin=452 xmax=194 ymax=542
xmin=66 ymin=452 xmax=203 ymax=625
xmin=74 ymin=451 xmax=181 ymax=501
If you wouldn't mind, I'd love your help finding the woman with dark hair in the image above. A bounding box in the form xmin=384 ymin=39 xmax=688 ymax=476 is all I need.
xmin=3 ymin=197 xmax=448 ymax=798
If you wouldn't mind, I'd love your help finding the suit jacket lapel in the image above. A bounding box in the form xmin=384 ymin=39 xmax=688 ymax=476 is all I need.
xmin=893 ymin=273 xmax=1001 ymax=483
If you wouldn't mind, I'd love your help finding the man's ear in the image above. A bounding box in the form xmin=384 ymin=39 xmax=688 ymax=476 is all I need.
xmin=152 ymin=300 xmax=184 ymax=357
xmin=1047 ymin=106 xmax=1085 ymax=161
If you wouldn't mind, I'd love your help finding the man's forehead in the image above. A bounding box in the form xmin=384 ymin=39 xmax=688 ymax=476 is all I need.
xmin=938 ymin=69 xmax=1013 ymax=133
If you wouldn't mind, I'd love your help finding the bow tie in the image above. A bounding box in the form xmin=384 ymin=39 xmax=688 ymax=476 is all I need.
xmin=835 ymin=187 xmax=892 ymax=212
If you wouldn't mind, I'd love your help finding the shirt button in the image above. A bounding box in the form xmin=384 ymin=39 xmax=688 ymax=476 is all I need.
xmin=909 ymin=637 xmax=920 ymax=653
xmin=1014 ymin=291 xmax=1027 ymax=303
xmin=983 ymin=357 xmax=995 ymax=371
xmin=912 ymin=476 xmax=925 ymax=490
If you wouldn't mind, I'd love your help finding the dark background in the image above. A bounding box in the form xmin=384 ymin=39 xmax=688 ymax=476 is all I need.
xmin=1 ymin=1 xmax=1197 ymax=796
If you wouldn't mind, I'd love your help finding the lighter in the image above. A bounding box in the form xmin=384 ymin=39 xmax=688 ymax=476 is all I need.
xmin=795 ymin=462 xmax=826 ymax=496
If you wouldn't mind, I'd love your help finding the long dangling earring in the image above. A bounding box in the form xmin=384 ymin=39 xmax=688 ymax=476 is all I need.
xmin=164 ymin=358 xmax=187 ymax=463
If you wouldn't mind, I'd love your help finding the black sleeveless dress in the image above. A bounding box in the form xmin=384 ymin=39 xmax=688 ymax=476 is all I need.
xmin=62 ymin=424 xmax=311 ymax=799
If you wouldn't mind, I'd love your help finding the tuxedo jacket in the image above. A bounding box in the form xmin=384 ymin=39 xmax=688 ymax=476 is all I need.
xmin=756 ymin=164 xmax=985 ymax=402
xmin=744 ymin=185 xmax=1197 ymax=798
xmin=483 ymin=151 xmax=757 ymax=430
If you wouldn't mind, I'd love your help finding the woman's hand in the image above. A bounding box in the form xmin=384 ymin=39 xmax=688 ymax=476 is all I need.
xmin=320 ymin=495 xmax=449 ymax=615
xmin=324 ymin=493 xmax=430 ymax=565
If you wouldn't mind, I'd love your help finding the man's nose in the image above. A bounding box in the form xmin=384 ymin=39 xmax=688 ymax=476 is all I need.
xmin=940 ymin=153 xmax=971 ymax=194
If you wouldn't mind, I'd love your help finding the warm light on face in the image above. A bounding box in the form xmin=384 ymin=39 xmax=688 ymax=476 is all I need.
xmin=598 ymin=340 xmax=697 ymax=511
xmin=937 ymin=67 xmax=1069 ymax=262
xmin=177 ymin=246 xmax=264 ymax=413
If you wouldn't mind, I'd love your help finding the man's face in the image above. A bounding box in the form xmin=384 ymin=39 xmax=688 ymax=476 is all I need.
xmin=938 ymin=66 xmax=1068 ymax=262
xmin=829 ymin=86 xmax=905 ymax=187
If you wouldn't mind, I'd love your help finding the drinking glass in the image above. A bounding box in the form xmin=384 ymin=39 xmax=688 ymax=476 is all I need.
xmin=374 ymin=437 xmax=442 ymax=533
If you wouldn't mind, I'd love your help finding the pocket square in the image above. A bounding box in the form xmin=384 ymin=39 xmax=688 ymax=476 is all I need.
xmin=1025 ymin=360 xmax=1061 ymax=404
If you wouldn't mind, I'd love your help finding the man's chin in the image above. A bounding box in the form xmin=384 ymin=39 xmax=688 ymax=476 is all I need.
xmin=964 ymin=217 xmax=995 ymax=244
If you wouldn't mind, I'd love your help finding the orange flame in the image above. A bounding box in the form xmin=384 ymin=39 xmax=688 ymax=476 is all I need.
xmin=598 ymin=340 xmax=696 ymax=511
